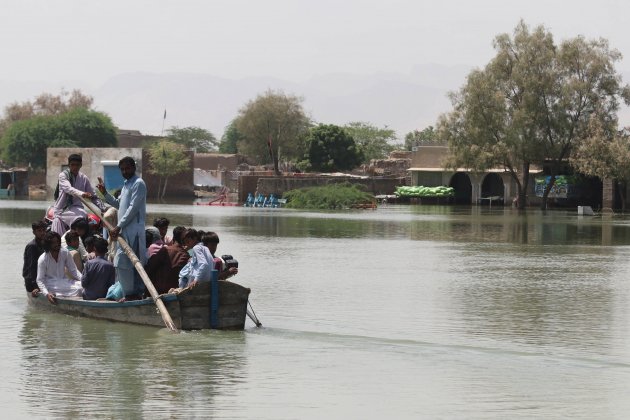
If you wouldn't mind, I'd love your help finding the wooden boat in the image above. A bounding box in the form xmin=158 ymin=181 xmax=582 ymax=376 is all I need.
xmin=27 ymin=280 xmax=251 ymax=330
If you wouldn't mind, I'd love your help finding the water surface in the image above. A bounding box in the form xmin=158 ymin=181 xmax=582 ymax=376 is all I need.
xmin=3 ymin=201 xmax=630 ymax=418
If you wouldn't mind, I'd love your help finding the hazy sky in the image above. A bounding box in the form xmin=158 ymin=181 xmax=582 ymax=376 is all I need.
xmin=2 ymin=0 xmax=629 ymax=85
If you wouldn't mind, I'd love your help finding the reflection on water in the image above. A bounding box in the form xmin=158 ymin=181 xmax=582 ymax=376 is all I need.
xmin=19 ymin=312 xmax=247 ymax=418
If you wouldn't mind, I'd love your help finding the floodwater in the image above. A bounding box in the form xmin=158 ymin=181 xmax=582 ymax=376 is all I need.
xmin=2 ymin=200 xmax=630 ymax=419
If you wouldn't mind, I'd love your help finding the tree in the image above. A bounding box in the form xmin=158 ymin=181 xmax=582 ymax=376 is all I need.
xmin=234 ymin=90 xmax=311 ymax=175
xmin=147 ymin=140 xmax=190 ymax=199
xmin=343 ymin=122 xmax=397 ymax=162
xmin=304 ymin=124 xmax=363 ymax=172
xmin=438 ymin=21 xmax=630 ymax=209
xmin=165 ymin=126 xmax=218 ymax=152
xmin=0 ymin=89 xmax=94 ymax=139
xmin=219 ymin=120 xmax=241 ymax=154
xmin=1 ymin=108 xmax=117 ymax=168
xmin=404 ymin=126 xmax=440 ymax=150
xmin=570 ymin=118 xmax=630 ymax=211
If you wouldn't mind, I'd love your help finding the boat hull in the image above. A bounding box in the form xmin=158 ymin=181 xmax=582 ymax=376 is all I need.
xmin=27 ymin=280 xmax=251 ymax=330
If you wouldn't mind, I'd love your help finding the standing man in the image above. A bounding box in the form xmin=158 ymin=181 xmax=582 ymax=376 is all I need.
xmin=51 ymin=153 xmax=103 ymax=235
xmin=23 ymin=220 xmax=47 ymax=292
xmin=96 ymin=156 xmax=147 ymax=299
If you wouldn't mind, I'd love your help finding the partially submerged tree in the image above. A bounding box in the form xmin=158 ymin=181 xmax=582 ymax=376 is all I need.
xmin=570 ymin=118 xmax=630 ymax=211
xmin=234 ymin=90 xmax=311 ymax=175
xmin=438 ymin=21 xmax=630 ymax=209
xmin=147 ymin=140 xmax=190 ymax=200
xmin=343 ymin=122 xmax=397 ymax=162
xmin=165 ymin=126 xmax=218 ymax=152
xmin=303 ymin=124 xmax=363 ymax=172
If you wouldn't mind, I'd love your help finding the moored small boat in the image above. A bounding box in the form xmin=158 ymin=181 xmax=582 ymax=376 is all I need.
xmin=27 ymin=280 xmax=251 ymax=330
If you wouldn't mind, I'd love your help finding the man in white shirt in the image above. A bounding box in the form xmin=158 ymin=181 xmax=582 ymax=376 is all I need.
xmin=34 ymin=231 xmax=83 ymax=304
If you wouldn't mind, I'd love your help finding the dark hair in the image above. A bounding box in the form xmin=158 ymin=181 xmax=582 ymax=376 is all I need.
xmin=43 ymin=231 xmax=61 ymax=252
xmin=202 ymin=232 xmax=219 ymax=246
xmin=68 ymin=154 xmax=82 ymax=164
xmin=182 ymin=228 xmax=200 ymax=243
xmin=153 ymin=217 xmax=170 ymax=229
xmin=83 ymin=235 xmax=96 ymax=249
xmin=172 ymin=226 xmax=186 ymax=244
xmin=31 ymin=220 xmax=47 ymax=231
xmin=70 ymin=218 xmax=89 ymax=232
xmin=146 ymin=230 xmax=153 ymax=248
xmin=119 ymin=156 xmax=136 ymax=168
xmin=93 ymin=237 xmax=108 ymax=254
xmin=65 ymin=231 xmax=80 ymax=244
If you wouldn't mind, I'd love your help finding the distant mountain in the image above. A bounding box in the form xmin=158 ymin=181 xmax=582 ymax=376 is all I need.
xmin=2 ymin=65 xmax=628 ymax=141
xmin=91 ymin=66 xmax=472 ymax=139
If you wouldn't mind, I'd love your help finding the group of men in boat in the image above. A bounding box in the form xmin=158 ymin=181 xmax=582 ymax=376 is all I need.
xmin=22 ymin=153 xmax=238 ymax=304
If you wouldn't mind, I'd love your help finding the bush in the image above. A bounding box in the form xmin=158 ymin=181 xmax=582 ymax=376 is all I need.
xmin=284 ymin=182 xmax=374 ymax=210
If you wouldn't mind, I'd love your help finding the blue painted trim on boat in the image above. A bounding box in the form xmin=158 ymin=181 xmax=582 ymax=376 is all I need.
xmin=210 ymin=269 xmax=219 ymax=328
xmin=33 ymin=293 xmax=178 ymax=308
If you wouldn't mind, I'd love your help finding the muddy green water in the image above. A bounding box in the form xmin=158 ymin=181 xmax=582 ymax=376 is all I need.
xmin=2 ymin=200 xmax=630 ymax=419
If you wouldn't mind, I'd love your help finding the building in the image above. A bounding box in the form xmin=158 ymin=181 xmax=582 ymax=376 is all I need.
xmin=408 ymin=145 xmax=541 ymax=205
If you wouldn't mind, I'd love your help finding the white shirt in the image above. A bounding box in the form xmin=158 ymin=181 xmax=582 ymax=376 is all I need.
xmin=36 ymin=248 xmax=83 ymax=297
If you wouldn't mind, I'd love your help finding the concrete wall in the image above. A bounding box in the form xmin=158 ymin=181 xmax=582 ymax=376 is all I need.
xmin=142 ymin=149 xmax=195 ymax=199
xmin=194 ymin=153 xmax=248 ymax=171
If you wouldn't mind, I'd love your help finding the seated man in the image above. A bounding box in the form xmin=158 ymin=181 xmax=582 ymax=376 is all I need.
xmin=82 ymin=237 xmax=115 ymax=300
xmin=23 ymin=220 xmax=47 ymax=292
xmin=145 ymin=226 xmax=189 ymax=294
xmin=179 ymin=228 xmax=214 ymax=288
xmin=51 ymin=153 xmax=104 ymax=235
xmin=34 ymin=231 xmax=83 ymax=304
xmin=64 ymin=231 xmax=83 ymax=275
xmin=153 ymin=217 xmax=172 ymax=245
xmin=201 ymin=232 xmax=238 ymax=280
xmin=61 ymin=217 xmax=90 ymax=262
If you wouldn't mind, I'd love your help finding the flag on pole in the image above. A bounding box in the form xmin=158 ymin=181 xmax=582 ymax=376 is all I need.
xmin=163 ymin=109 xmax=167 ymax=119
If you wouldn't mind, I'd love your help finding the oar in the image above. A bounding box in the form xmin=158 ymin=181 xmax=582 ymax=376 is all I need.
xmin=80 ymin=197 xmax=180 ymax=333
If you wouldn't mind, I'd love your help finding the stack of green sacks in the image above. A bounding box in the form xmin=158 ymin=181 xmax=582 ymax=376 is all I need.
xmin=395 ymin=185 xmax=455 ymax=198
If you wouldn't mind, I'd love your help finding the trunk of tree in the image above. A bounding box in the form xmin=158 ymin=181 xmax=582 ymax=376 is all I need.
xmin=516 ymin=161 xmax=530 ymax=210
xmin=619 ymin=180 xmax=627 ymax=212
xmin=272 ymin=155 xmax=280 ymax=175
xmin=157 ymin=177 xmax=163 ymax=199
xmin=161 ymin=177 xmax=169 ymax=200
xmin=540 ymin=172 xmax=556 ymax=210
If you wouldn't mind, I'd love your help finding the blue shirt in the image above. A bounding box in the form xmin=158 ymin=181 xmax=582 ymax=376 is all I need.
xmin=82 ymin=256 xmax=116 ymax=300
xmin=104 ymin=174 xmax=147 ymax=268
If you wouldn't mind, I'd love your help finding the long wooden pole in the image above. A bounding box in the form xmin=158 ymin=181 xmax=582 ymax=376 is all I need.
xmin=80 ymin=197 xmax=179 ymax=333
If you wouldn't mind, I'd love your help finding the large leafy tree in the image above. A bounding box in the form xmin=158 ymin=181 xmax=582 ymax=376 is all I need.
xmin=234 ymin=90 xmax=311 ymax=175
xmin=165 ymin=126 xmax=218 ymax=152
xmin=438 ymin=21 xmax=630 ymax=209
xmin=570 ymin=118 xmax=630 ymax=211
xmin=0 ymin=89 xmax=93 ymax=136
xmin=304 ymin=124 xmax=363 ymax=172
xmin=2 ymin=108 xmax=117 ymax=168
xmin=343 ymin=121 xmax=397 ymax=162
xmin=147 ymin=139 xmax=191 ymax=199
xmin=219 ymin=120 xmax=241 ymax=154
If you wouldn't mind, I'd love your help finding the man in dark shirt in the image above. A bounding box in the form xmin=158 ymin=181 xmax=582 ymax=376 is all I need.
xmin=23 ymin=221 xmax=47 ymax=292
xmin=145 ymin=226 xmax=189 ymax=294
xmin=81 ymin=237 xmax=115 ymax=300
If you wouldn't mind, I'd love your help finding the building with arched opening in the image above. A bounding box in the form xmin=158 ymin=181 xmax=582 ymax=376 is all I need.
xmin=408 ymin=145 xmax=541 ymax=206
